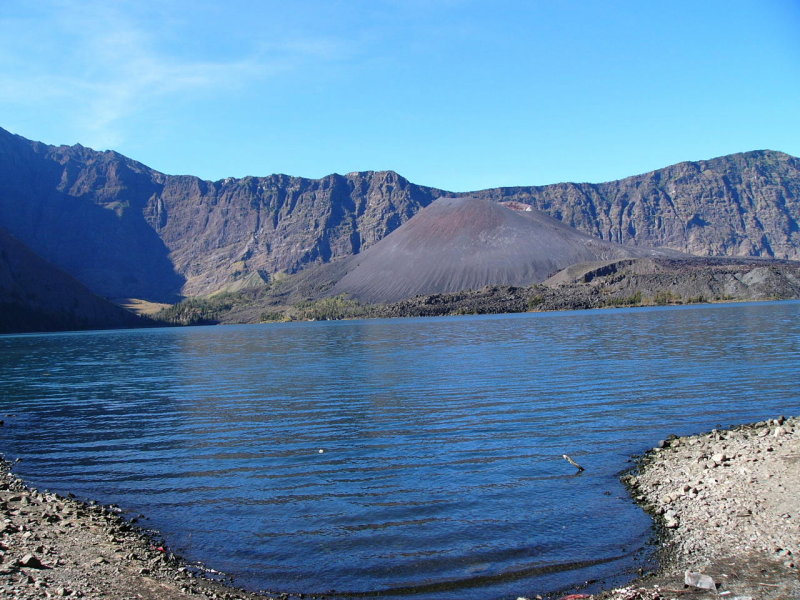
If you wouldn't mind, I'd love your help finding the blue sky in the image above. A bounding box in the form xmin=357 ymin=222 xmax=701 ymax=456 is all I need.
xmin=1 ymin=0 xmax=798 ymax=191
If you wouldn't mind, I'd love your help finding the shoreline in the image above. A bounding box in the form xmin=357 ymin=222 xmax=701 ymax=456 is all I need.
xmin=600 ymin=415 xmax=799 ymax=600
xmin=0 ymin=459 xmax=269 ymax=600
xmin=1 ymin=417 xmax=798 ymax=600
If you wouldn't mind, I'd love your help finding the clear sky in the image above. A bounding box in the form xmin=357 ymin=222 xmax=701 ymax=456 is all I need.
xmin=1 ymin=0 xmax=799 ymax=192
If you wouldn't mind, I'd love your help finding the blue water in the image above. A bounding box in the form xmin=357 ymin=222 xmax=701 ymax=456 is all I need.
xmin=0 ymin=301 xmax=798 ymax=599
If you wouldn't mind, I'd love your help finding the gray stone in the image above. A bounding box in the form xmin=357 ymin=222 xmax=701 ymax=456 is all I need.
xmin=18 ymin=554 xmax=44 ymax=569
xmin=684 ymin=570 xmax=716 ymax=590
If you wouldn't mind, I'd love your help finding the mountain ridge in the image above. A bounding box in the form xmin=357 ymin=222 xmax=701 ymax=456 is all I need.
xmin=0 ymin=126 xmax=798 ymax=304
xmin=469 ymin=149 xmax=800 ymax=258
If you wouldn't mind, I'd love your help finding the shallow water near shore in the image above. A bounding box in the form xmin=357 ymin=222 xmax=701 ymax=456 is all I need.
xmin=1 ymin=301 xmax=799 ymax=599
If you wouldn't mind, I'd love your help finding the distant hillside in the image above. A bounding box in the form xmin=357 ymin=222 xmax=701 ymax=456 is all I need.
xmin=0 ymin=126 xmax=799 ymax=304
xmin=0 ymin=227 xmax=146 ymax=333
xmin=0 ymin=127 xmax=439 ymax=300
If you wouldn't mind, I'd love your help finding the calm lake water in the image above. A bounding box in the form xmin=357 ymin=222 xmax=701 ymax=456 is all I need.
xmin=1 ymin=302 xmax=799 ymax=599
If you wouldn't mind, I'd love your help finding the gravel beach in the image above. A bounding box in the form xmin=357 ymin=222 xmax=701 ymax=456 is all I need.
xmin=1 ymin=416 xmax=797 ymax=600
xmin=601 ymin=416 xmax=800 ymax=600
xmin=0 ymin=459 xmax=269 ymax=600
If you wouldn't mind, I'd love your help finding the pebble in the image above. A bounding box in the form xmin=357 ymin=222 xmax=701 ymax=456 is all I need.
xmin=624 ymin=416 xmax=800 ymax=599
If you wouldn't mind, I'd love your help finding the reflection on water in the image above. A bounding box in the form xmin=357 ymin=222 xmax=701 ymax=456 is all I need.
xmin=1 ymin=301 xmax=799 ymax=599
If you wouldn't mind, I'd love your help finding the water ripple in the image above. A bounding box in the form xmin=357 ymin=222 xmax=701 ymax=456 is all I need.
xmin=1 ymin=301 xmax=799 ymax=599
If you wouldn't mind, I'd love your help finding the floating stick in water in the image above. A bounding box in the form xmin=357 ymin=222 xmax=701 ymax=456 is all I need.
xmin=562 ymin=454 xmax=585 ymax=472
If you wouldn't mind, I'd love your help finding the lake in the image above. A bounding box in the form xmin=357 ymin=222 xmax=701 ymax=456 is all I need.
xmin=1 ymin=301 xmax=798 ymax=599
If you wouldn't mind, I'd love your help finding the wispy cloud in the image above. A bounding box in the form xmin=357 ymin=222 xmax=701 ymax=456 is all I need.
xmin=0 ymin=0 xmax=348 ymax=148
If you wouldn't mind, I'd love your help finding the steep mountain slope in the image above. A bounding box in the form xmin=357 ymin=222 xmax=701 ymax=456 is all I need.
xmin=0 ymin=130 xmax=183 ymax=301
xmin=0 ymin=126 xmax=798 ymax=304
xmin=332 ymin=197 xmax=678 ymax=302
xmin=470 ymin=151 xmax=800 ymax=259
xmin=0 ymin=227 xmax=145 ymax=333
xmin=152 ymin=169 xmax=440 ymax=296
xmin=0 ymin=127 xmax=441 ymax=300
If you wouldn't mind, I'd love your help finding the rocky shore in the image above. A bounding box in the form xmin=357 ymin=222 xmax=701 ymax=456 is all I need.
xmin=597 ymin=416 xmax=800 ymax=600
xmin=2 ymin=417 xmax=798 ymax=600
xmin=0 ymin=459 xmax=269 ymax=600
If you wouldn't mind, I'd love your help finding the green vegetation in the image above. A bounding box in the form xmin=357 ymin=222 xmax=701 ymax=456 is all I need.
xmin=259 ymin=309 xmax=290 ymax=322
xmin=290 ymin=295 xmax=367 ymax=321
xmin=653 ymin=290 xmax=681 ymax=305
xmin=602 ymin=290 xmax=642 ymax=307
xmin=527 ymin=294 xmax=545 ymax=310
xmin=153 ymin=290 xmax=264 ymax=325
xmin=258 ymin=295 xmax=376 ymax=322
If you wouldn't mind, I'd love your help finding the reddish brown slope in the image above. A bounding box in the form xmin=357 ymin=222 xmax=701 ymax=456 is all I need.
xmin=332 ymin=196 xmax=679 ymax=303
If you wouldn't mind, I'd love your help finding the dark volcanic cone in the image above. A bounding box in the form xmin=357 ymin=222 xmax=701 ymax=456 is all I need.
xmin=333 ymin=196 xmax=676 ymax=302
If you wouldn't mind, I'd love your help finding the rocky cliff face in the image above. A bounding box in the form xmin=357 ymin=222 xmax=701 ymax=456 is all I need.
xmin=0 ymin=129 xmax=183 ymax=301
xmin=0 ymin=127 xmax=442 ymax=300
xmin=0 ymin=126 xmax=798 ymax=302
xmin=149 ymin=169 xmax=441 ymax=296
xmin=470 ymin=151 xmax=800 ymax=260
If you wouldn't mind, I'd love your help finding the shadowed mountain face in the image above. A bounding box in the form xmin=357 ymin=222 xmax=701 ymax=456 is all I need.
xmin=0 ymin=126 xmax=799 ymax=303
xmin=0 ymin=130 xmax=184 ymax=301
xmin=0 ymin=227 xmax=144 ymax=333
xmin=332 ymin=197 xmax=678 ymax=302
xmin=0 ymin=127 xmax=440 ymax=300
